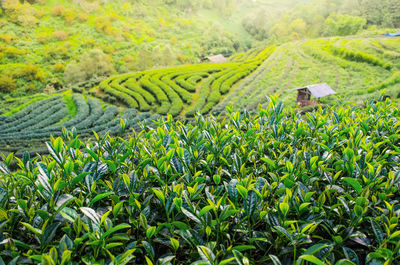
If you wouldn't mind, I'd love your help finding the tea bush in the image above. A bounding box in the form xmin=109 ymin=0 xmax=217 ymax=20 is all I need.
xmin=0 ymin=95 xmax=398 ymax=264
xmin=98 ymin=47 xmax=275 ymax=118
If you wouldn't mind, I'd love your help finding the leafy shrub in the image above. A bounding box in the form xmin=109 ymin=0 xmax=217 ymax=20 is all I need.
xmin=36 ymin=32 xmax=50 ymax=44
xmin=53 ymin=63 xmax=65 ymax=73
xmin=94 ymin=17 xmax=113 ymax=34
xmin=51 ymin=5 xmax=66 ymax=17
xmin=17 ymin=64 xmax=44 ymax=81
xmin=325 ymin=14 xmax=367 ymax=36
xmin=64 ymin=63 xmax=86 ymax=84
xmin=331 ymin=45 xmax=392 ymax=70
xmin=0 ymin=34 xmax=14 ymax=44
xmin=77 ymin=13 xmax=89 ymax=22
xmin=0 ymin=75 xmax=16 ymax=92
xmin=62 ymin=10 xmax=76 ymax=25
xmin=2 ymin=0 xmax=38 ymax=27
xmin=64 ymin=49 xmax=115 ymax=84
xmin=53 ymin=30 xmax=68 ymax=41
xmin=4 ymin=46 xmax=25 ymax=58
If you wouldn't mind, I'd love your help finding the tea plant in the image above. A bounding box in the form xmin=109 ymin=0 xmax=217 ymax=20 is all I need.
xmin=0 ymin=95 xmax=399 ymax=264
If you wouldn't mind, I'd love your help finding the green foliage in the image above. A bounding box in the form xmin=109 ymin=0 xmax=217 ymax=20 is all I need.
xmin=64 ymin=49 xmax=115 ymax=85
xmin=0 ymin=97 xmax=399 ymax=264
xmin=330 ymin=43 xmax=392 ymax=70
xmin=0 ymin=75 xmax=16 ymax=92
xmin=242 ymin=0 xmax=400 ymax=41
xmin=0 ymin=93 xmax=161 ymax=154
xmin=221 ymin=37 xmax=399 ymax=112
xmin=325 ymin=14 xmax=367 ymax=36
xmin=0 ymin=0 xmax=258 ymax=93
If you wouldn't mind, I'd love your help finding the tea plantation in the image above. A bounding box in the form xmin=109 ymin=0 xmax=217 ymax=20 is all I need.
xmin=98 ymin=36 xmax=400 ymax=118
xmin=97 ymin=46 xmax=276 ymax=117
xmin=1 ymin=36 xmax=399 ymax=155
xmin=0 ymin=93 xmax=160 ymax=156
xmin=216 ymin=37 xmax=400 ymax=112
xmin=0 ymin=95 xmax=399 ymax=264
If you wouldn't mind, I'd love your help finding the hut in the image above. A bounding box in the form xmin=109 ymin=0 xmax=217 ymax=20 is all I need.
xmin=291 ymin=83 xmax=336 ymax=107
xmin=203 ymin=54 xmax=228 ymax=63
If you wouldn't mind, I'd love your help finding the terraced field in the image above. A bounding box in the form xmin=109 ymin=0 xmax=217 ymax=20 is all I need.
xmin=0 ymin=94 xmax=160 ymax=155
xmin=0 ymin=36 xmax=399 ymax=154
xmin=98 ymin=47 xmax=276 ymax=117
xmin=216 ymin=37 xmax=400 ymax=112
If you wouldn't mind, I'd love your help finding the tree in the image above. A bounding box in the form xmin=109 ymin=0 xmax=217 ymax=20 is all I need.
xmin=290 ymin=19 xmax=307 ymax=37
xmin=359 ymin=0 xmax=400 ymax=27
xmin=64 ymin=49 xmax=115 ymax=84
xmin=324 ymin=13 xmax=366 ymax=36
xmin=0 ymin=75 xmax=16 ymax=92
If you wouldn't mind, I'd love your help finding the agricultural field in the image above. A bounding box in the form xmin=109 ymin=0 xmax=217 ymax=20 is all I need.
xmin=1 ymin=36 xmax=399 ymax=155
xmin=0 ymin=92 xmax=160 ymax=156
xmin=1 ymin=0 xmax=400 ymax=264
xmin=215 ymin=37 xmax=400 ymax=112
xmin=0 ymin=96 xmax=399 ymax=264
xmin=97 ymin=36 xmax=400 ymax=118
xmin=97 ymin=46 xmax=276 ymax=117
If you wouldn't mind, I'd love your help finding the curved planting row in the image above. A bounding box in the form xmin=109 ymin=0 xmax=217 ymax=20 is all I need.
xmin=0 ymin=93 xmax=162 ymax=154
xmin=98 ymin=47 xmax=276 ymax=117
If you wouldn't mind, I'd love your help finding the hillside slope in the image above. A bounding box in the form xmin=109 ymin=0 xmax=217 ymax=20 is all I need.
xmin=0 ymin=0 xmax=259 ymax=96
xmin=215 ymin=36 xmax=400 ymax=112
xmin=0 ymin=35 xmax=399 ymax=154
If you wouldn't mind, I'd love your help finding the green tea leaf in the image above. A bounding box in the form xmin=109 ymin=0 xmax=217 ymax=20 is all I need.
xmin=199 ymin=205 xmax=214 ymax=217
xmin=181 ymin=207 xmax=201 ymax=224
xmin=101 ymin=223 xmax=131 ymax=239
xmin=269 ymin=255 xmax=282 ymax=265
xmin=80 ymin=207 xmax=100 ymax=226
xmin=89 ymin=192 xmax=114 ymax=206
xmin=343 ymin=177 xmax=362 ymax=194
xmin=232 ymin=245 xmax=256 ymax=252
xmin=299 ymin=255 xmax=325 ymax=265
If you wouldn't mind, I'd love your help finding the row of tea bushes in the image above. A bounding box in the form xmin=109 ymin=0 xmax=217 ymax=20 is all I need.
xmin=98 ymin=47 xmax=276 ymax=117
xmin=0 ymin=95 xmax=398 ymax=264
xmin=0 ymin=93 xmax=162 ymax=154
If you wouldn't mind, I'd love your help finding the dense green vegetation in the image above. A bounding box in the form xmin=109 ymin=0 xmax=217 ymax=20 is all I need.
xmin=0 ymin=0 xmax=262 ymax=96
xmin=98 ymin=46 xmax=276 ymax=117
xmin=243 ymin=0 xmax=400 ymax=41
xmin=0 ymin=92 xmax=161 ymax=155
xmin=0 ymin=1 xmax=399 ymax=264
xmin=98 ymin=36 xmax=400 ymax=116
xmin=1 ymin=0 xmax=399 ymax=96
xmin=1 ymin=35 xmax=399 ymax=154
xmin=0 ymin=96 xmax=399 ymax=264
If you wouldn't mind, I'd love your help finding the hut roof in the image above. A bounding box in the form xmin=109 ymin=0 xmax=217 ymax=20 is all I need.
xmin=206 ymin=54 xmax=227 ymax=63
xmin=292 ymin=83 xmax=336 ymax=99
